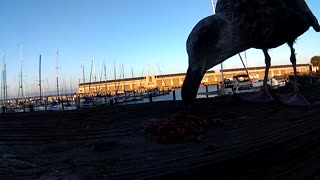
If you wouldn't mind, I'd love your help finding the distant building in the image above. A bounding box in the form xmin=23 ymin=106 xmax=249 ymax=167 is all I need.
xmin=77 ymin=64 xmax=310 ymax=97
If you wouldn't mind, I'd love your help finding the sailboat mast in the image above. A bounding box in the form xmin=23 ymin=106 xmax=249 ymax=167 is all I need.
xmin=139 ymin=68 xmax=144 ymax=89
xmin=70 ymin=78 xmax=73 ymax=96
xmin=46 ymin=77 xmax=52 ymax=96
xmin=122 ymin=64 xmax=125 ymax=92
xmin=20 ymin=44 xmax=24 ymax=98
xmin=238 ymin=54 xmax=250 ymax=76
xmin=154 ymin=61 xmax=156 ymax=76
xmin=39 ymin=54 xmax=42 ymax=101
xmin=98 ymin=61 xmax=104 ymax=95
xmin=92 ymin=57 xmax=96 ymax=82
xmin=210 ymin=0 xmax=216 ymax=14
xmin=104 ymin=62 xmax=107 ymax=94
xmin=56 ymin=50 xmax=60 ymax=100
xmin=4 ymin=62 xmax=7 ymax=100
xmin=1 ymin=51 xmax=5 ymax=101
xmin=82 ymin=58 xmax=85 ymax=83
xmin=89 ymin=57 xmax=94 ymax=95
xmin=131 ymin=66 xmax=135 ymax=90
xmin=156 ymin=62 xmax=167 ymax=87
xmin=245 ymin=51 xmax=248 ymax=69
xmin=64 ymin=79 xmax=67 ymax=96
xmin=1 ymin=52 xmax=3 ymax=101
xmin=210 ymin=0 xmax=225 ymax=91
xmin=114 ymin=60 xmax=117 ymax=94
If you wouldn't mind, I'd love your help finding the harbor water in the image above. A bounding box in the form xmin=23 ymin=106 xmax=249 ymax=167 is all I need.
xmin=126 ymin=85 xmax=218 ymax=105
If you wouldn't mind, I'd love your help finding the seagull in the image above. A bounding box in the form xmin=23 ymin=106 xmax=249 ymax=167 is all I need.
xmin=181 ymin=0 xmax=320 ymax=106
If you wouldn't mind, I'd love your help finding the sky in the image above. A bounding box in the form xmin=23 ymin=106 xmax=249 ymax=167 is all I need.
xmin=0 ymin=0 xmax=319 ymax=98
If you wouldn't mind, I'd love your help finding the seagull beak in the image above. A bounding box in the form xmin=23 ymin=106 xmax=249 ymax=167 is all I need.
xmin=181 ymin=66 xmax=205 ymax=105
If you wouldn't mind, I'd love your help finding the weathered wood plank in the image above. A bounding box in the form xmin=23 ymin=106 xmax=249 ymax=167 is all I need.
xmin=1 ymin=85 xmax=320 ymax=179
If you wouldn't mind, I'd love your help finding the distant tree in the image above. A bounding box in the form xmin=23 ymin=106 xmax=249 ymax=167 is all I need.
xmin=310 ymin=56 xmax=320 ymax=71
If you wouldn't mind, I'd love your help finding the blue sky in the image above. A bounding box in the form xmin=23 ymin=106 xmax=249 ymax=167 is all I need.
xmin=0 ymin=0 xmax=319 ymax=97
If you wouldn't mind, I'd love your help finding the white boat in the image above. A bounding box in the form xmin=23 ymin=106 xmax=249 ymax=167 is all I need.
xmin=142 ymin=88 xmax=161 ymax=98
xmin=34 ymin=105 xmax=46 ymax=111
xmin=222 ymin=74 xmax=260 ymax=95
xmin=223 ymin=74 xmax=285 ymax=95
xmin=48 ymin=101 xmax=62 ymax=111
xmin=63 ymin=102 xmax=77 ymax=110
xmin=113 ymin=93 xmax=126 ymax=104
xmin=222 ymin=78 xmax=235 ymax=95
xmin=80 ymin=98 xmax=95 ymax=108
xmin=232 ymin=74 xmax=261 ymax=94
xmin=94 ymin=96 xmax=111 ymax=106
xmin=124 ymin=90 xmax=143 ymax=102
xmin=251 ymin=77 xmax=281 ymax=89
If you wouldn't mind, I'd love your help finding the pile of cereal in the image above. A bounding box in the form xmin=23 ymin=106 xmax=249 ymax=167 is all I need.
xmin=144 ymin=112 xmax=209 ymax=143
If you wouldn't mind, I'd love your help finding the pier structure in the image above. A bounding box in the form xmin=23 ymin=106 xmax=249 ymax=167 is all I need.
xmin=77 ymin=64 xmax=311 ymax=97
xmin=3 ymin=93 xmax=76 ymax=105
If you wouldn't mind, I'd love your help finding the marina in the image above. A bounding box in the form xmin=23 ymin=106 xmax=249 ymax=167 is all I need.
xmin=0 ymin=63 xmax=310 ymax=111
xmin=76 ymin=64 xmax=310 ymax=96
xmin=0 ymin=69 xmax=318 ymax=113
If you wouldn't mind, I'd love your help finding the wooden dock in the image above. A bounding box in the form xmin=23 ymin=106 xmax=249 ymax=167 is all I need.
xmin=1 ymin=84 xmax=320 ymax=179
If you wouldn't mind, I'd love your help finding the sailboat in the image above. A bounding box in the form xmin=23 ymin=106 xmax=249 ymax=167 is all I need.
xmin=124 ymin=66 xmax=143 ymax=102
xmin=113 ymin=64 xmax=126 ymax=104
xmin=93 ymin=61 xmax=112 ymax=106
xmin=155 ymin=61 xmax=171 ymax=95
xmin=0 ymin=51 xmax=11 ymax=112
xmin=81 ymin=58 xmax=102 ymax=107
xmin=34 ymin=54 xmax=47 ymax=111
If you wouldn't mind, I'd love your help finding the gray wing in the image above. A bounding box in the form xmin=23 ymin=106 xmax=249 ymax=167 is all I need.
xmin=215 ymin=0 xmax=319 ymax=32
xmin=293 ymin=0 xmax=320 ymax=31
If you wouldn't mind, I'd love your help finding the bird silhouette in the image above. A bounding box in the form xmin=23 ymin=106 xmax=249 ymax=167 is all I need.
xmin=181 ymin=0 xmax=320 ymax=106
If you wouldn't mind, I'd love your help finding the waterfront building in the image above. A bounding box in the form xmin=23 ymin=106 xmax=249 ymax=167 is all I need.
xmin=77 ymin=64 xmax=311 ymax=97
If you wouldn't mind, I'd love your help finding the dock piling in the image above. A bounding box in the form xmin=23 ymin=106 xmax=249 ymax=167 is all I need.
xmin=205 ymin=85 xmax=209 ymax=98
xmin=173 ymin=90 xmax=176 ymax=101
